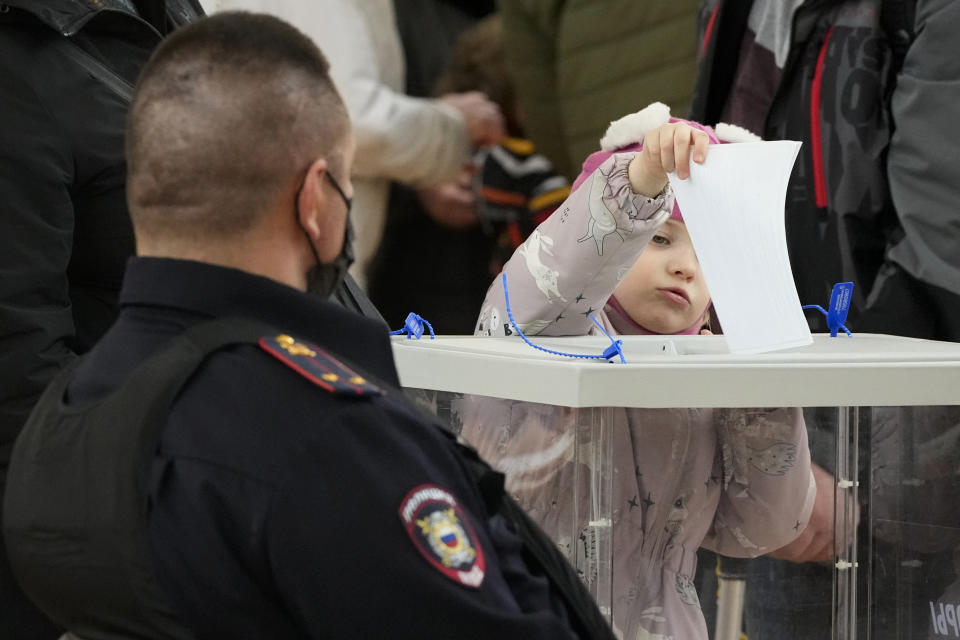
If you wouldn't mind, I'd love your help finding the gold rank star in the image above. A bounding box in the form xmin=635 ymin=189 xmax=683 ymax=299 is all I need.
xmin=276 ymin=334 xmax=316 ymax=357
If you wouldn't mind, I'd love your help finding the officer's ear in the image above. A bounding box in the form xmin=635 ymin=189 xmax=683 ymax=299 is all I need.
xmin=296 ymin=157 xmax=344 ymax=262
xmin=296 ymin=158 xmax=329 ymax=243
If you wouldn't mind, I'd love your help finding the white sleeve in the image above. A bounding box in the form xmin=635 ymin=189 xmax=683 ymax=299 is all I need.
xmin=284 ymin=0 xmax=470 ymax=186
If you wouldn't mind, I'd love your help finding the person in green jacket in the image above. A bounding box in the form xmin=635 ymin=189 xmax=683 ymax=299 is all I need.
xmin=498 ymin=0 xmax=700 ymax=180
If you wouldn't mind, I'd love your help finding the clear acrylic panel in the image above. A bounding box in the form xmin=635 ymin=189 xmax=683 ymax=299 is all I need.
xmin=867 ymin=406 xmax=960 ymax=640
xmin=411 ymin=388 xmax=840 ymax=639
xmin=419 ymin=390 xmax=617 ymax=619
xmin=835 ymin=406 xmax=860 ymax=640
xmin=395 ymin=334 xmax=960 ymax=640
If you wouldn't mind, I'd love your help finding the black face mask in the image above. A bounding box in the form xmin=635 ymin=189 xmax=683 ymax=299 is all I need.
xmin=303 ymin=171 xmax=354 ymax=299
xmin=305 ymin=217 xmax=355 ymax=299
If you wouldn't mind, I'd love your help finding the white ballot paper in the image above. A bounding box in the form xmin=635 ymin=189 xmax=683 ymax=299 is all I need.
xmin=668 ymin=140 xmax=811 ymax=354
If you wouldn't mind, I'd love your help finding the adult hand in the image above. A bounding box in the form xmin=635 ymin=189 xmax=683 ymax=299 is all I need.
xmin=628 ymin=122 xmax=710 ymax=197
xmin=770 ymin=462 xmax=858 ymax=563
xmin=416 ymin=169 xmax=479 ymax=231
xmin=440 ymin=91 xmax=506 ymax=149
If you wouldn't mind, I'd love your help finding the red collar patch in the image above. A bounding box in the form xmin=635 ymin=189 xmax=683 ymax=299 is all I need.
xmin=259 ymin=334 xmax=382 ymax=397
xmin=399 ymin=485 xmax=486 ymax=589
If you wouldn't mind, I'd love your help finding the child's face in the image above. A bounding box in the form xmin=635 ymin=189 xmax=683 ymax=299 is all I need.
xmin=612 ymin=219 xmax=711 ymax=334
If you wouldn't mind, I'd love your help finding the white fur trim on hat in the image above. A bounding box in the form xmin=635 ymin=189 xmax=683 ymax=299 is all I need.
xmin=714 ymin=122 xmax=763 ymax=143
xmin=599 ymin=102 xmax=671 ymax=152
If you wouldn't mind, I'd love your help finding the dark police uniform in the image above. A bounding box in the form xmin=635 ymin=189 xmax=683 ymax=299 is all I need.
xmin=3 ymin=257 xmax=612 ymax=640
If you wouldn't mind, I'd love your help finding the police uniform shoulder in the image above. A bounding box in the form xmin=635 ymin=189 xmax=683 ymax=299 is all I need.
xmin=258 ymin=333 xmax=382 ymax=398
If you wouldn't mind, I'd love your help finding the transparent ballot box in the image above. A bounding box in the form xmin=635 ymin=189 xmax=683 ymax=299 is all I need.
xmin=391 ymin=333 xmax=960 ymax=640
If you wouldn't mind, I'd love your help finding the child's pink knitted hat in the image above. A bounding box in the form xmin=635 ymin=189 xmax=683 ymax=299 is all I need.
xmin=571 ymin=102 xmax=759 ymax=221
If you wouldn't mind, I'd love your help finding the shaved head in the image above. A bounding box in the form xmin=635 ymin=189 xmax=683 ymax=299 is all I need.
xmin=126 ymin=12 xmax=349 ymax=245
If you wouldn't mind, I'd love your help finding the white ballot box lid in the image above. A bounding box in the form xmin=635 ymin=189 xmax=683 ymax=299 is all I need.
xmin=391 ymin=333 xmax=960 ymax=408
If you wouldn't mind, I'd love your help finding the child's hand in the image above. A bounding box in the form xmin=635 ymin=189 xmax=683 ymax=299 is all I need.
xmin=628 ymin=122 xmax=711 ymax=197
xmin=770 ymin=463 xmax=857 ymax=564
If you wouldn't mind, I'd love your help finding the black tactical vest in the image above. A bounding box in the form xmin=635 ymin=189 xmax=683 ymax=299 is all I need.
xmin=3 ymin=317 xmax=615 ymax=640
xmin=2 ymin=319 xmax=271 ymax=640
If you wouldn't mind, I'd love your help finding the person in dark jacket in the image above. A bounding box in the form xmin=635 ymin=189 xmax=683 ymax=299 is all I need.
xmin=690 ymin=1 xmax=960 ymax=637
xmin=2 ymin=13 xmax=613 ymax=639
xmin=691 ymin=0 xmax=960 ymax=340
xmin=0 ymin=2 xmax=202 ymax=636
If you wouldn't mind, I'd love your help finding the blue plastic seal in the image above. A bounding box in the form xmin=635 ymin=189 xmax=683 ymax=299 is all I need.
xmin=802 ymin=282 xmax=854 ymax=337
xmin=826 ymin=281 xmax=854 ymax=336
xmin=390 ymin=312 xmax=436 ymax=340
xmin=601 ymin=339 xmax=625 ymax=363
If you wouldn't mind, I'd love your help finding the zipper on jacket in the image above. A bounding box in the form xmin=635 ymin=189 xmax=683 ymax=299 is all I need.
xmin=700 ymin=1 xmax=721 ymax=58
xmin=762 ymin=0 xmax=828 ymax=139
xmin=810 ymin=26 xmax=834 ymax=209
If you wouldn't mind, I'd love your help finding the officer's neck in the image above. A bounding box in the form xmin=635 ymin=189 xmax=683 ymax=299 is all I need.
xmin=136 ymin=225 xmax=309 ymax=292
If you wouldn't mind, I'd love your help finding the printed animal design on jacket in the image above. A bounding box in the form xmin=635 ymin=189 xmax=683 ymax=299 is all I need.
xmin=747 ymin=442 xmax=798 ymax=476
xmin=518 ymin=229 xmax=565 ymax=302
xmin=664 ymin=495 xmax=689 ymax=536
xmin=578 ymin=161 xmax=628 ymax=255
xmin=635 ymin=625 xmax=673 ymax=640
xmin=675 ymin=574 xmax=700 ymax=607
xmin=475 ymin=305 xmax=502 ymax=336
xmin=635 ymin=608 xmax=672 ymax=640
xmin=514 ymin=318 xmax=553 ymax=336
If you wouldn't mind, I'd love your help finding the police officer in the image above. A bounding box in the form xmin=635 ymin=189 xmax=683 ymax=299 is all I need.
xmin=2 ymin=12 xmax=613 ymax=640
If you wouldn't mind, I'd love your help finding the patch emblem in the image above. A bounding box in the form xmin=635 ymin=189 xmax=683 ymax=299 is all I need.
xmin=259 ymin=334 xmax=382 ymax=397
xmin=399 ymin=485 xmax=485 ymax=588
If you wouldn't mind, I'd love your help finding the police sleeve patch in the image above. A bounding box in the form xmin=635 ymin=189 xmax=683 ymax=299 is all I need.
xmin=398 ymin=485 xmax=486 ymax=589
xmin=259 ymin=334 xmax=382 ymax=397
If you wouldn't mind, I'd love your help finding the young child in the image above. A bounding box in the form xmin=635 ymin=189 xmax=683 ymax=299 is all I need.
xmin=461 ymin=103 xmax=816 ymax=640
